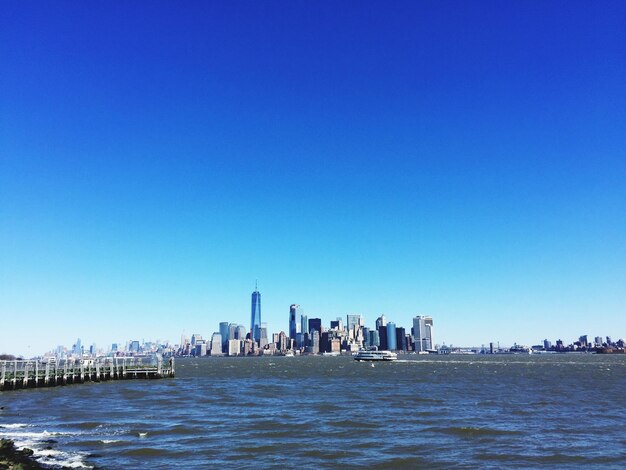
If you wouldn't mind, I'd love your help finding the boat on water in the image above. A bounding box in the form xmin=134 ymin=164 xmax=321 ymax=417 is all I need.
xmin=354 ymin=350 xmax=397 ymax=362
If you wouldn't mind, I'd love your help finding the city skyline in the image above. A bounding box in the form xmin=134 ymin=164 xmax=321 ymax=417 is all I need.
xmin=1 ymin=1 xmax=625 ymax=357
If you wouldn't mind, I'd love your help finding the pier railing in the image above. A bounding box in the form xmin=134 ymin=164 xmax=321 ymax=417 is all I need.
xmin=0 ymin=356 xmax=174 ymax=391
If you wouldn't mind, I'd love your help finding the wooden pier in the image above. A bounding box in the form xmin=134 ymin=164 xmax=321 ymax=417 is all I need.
xmin=0 ymin=356 xmax=174 ymax=391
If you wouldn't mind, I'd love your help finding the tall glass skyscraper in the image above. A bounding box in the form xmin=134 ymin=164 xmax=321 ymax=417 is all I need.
xmin=289 ymin=304 xmax=299 ymax=339
xmin=386 ymin=322 xmax=397 ymax=351
xmin=413 ymin=315 xmax=434 ymax=352
xmin=250 ymin=283 xmax=262 ymax=343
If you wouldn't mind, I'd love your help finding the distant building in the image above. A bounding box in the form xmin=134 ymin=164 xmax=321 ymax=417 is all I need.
xmin=278 ymin=331 xmax=288 ymax=352
xmin=236 ymin=325 xmax=247 ymax=340
xmin=191 ymin=334 xmax=202 ymax=347
xmin=386 ymin=322 xmax=397 ymax=351
xmin=251 ymin=283 xmax=262 ymax=343
xmin=210 ymin=333 xmax=223 ymax=356
xmin=289 ymin=304 xmax=300 ymax=339
xmin=309 ymin=330 xmax=320 ymax=354
xmin=259 ymin=324 xmax=269 ymax=349
xmin=369 ymin=330 xmax=380 ymax=348
xmin=228 ymin=339 xmax=241 ymax=356
xmin=378 ymin=325 xmax=388 ymax=350
xmin=413 ymin=315 xmax=434 ymax=352
xmin=395 ymin=327 xmax=406 ymax=351
xmin=308 ymin=318 xmax=322 ymax=336
xmin=301 ymin=314 xmax=308 ymax=335
xmin=543 ymin=339 xmax=552 ymax=350
xmin=347 ymin=314 xmax=363 ymax=332
xmin=219 ymin=322 xmax=229 ymax=352
xmin=194 ymin=340 xmax=207 ymax=357
xmin=375 ymin=315 xmax=387 ymax=329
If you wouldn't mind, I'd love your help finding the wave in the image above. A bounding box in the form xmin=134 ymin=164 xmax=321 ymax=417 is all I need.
xmin=425 ymin=426 xmax=523 ymax=437
xmin=0 ymin=423 xmax=32 ymax=429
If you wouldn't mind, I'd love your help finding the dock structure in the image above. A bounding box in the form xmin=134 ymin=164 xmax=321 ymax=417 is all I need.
xmin=0 ymin=356 xmax=174 ymax=391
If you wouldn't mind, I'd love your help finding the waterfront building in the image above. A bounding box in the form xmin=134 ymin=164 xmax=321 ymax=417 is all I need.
xmin=413 ymin=315 xmax=434 ymax=352
xmin=278 ymin=331 xmax=288 ymax=352
xmin=228 ymin=339 xmax=241 ymax=356
xmin=386 ymin=322 xmax=397 ymax=351
xmin=395 ymin=327 xmax=407 ymax=351
xmin=210 ymin=333 xmax=223 ymax=356
xmin=296 ymin=332 xmax=304 ymax=349
xmin=369 ymin=330 xmax=380 ymax=348
xmin=251 ymin=283 xmax=262 ymax=343
xmin=73 ymin=338 xmax=82 ymax=356
xmin=259 ymin=324 xmax=269 ymax=349
xmin=219 ymin=322 xmax=229 ymax=352
xmin=309 ymin=330 xmax=320 ymax=354
xmin=543 ymin=339 xmax=552 ymax=350
xmin=378 ymin=326 xmax=388 ymax=350
xmin=194 ymin=340 xmax=207 ymax=357
xmin=347 ymin=314 xmax=364 ymax=332
xmin=190 ymin=334 xmax=202 ymax=347
xmin=362 ymin=327 xmax=370 ymax=347
xmin=301 ymin=314 xmax=308 ymax=335
xmin=289 ymin=304 xmax=300 ymax=339
xmin=236 ymin=325 xmax=247 ymax=341
xmin=321 ymin=332 xmax=331 ymax=353
xmin=308 ymin=318 xmax=322 ymax=336
xmin=375 ymin=315 xmax=387 ymax=330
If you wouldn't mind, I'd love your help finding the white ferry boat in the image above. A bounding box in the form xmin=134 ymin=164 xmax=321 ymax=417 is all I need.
xmin=353 ymin=350 xmax=398 ymax=362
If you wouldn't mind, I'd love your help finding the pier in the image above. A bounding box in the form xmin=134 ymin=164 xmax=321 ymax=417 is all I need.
xmin=0 ymin=356 xmax=174 ymax=391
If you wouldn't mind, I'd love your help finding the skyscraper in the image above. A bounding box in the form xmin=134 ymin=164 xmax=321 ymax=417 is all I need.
xmin=308 ymin=318 xmax=322 ymax=336
xmin=250 ymin=282 xmax=262 ymax=343
xmin=289 ymin=304 xmax=300 ymax=339
xmin=386 ymin=322 xmax=397 ymax=351
xmin=301 ymin=314 xmax=308 ymax=335
xmin=219 ymin=322 xmax=229 ymax=352
xmin=413 ymin=315 xmax=434 ymax=352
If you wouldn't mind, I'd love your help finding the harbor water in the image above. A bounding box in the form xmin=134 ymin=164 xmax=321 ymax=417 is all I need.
xmin=1 ymin=354 xmax=625 ymax=468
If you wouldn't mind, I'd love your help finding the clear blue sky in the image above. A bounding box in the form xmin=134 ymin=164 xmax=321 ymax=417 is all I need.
xmin=1 ymin=1 xmax=625 ymax=356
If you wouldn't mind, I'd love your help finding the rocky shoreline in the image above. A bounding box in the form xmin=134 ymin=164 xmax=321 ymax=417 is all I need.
xmin=0 ymin=439 xmax=44 ymax=469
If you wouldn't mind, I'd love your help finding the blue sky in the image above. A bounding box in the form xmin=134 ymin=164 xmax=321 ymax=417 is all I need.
xmin=1 ymin=1 xmax=625 ymax=356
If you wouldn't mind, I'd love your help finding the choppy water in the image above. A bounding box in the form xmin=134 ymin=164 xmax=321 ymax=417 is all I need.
xmin=1 ymin=354 xmax=626 ymax=468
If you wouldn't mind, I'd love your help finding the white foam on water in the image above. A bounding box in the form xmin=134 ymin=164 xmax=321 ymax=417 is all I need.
xmin=0 ymin=423 xmax=32 ymax=429
xmin=0 ymin=426 xmax=93 ymax=469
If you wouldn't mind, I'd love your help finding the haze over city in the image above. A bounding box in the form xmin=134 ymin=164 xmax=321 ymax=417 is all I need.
xmin=2 ymin=1 xmax=625 ymax=357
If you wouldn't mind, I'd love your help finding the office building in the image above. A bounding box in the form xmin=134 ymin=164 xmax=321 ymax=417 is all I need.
xmin=228 ymin=339 xmax=241 ymax=356
xmin=251 ymin=283 xmax=262 ymax=343
xmin=395 ymin=327 xmax=407 ymax=351
xmin=375 ymin=315 xmax=387 ymax=330
xmin=301 ymin=314 xmax=308 ymax=335
xmin=369 ymin=330 xmax=380 ymax=348
xmin=347 ymin=314 xmax=364 ymax=332
xmin=219 ymin=322 xmax=229 ymax=352
xmin=210 ymin=333 xmax=223 ymax=356
xmin=378 ymin=325 xmax=388 ymax=350
xmin=308 ymin=318 xmax=322 ymax=335
xmin=289 ymin=304 xmax=300 ymax=339
xmin=386 ymin=322 xmax=397 ymax=351
xmin=413 ymin=315 xmax=434 ymax=352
